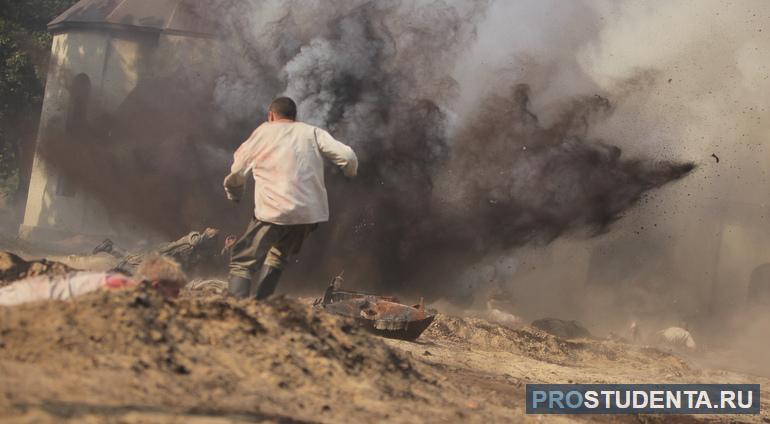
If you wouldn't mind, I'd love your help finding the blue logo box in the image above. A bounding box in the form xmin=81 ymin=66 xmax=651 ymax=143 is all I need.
xmin=526 ymin=384 xmax=760 ymax=414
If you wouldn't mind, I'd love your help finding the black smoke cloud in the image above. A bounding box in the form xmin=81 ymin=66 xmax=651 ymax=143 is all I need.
xmin=37 ymin=0 xmax=693 ymax=297
xmin=445 ymin=84 xmax=695 ymax=247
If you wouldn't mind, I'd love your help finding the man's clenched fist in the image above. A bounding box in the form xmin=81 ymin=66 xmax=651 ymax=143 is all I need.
xmin=223 ymin=173 xmax=245 ymax=203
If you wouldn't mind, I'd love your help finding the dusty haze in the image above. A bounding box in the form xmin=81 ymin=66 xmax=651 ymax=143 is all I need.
xmin=33 ymin=0 xmax=770 ymax=370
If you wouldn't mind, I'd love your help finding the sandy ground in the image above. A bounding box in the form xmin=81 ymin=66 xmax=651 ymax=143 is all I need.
xmin=1 ymin=284 xmax=768 ymax=424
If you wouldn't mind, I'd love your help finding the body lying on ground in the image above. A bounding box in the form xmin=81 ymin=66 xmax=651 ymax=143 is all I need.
xmin=0 ymin=255 xmax=185 ymax=306
xmin=93 ymin=228 xmax=235 ymax=277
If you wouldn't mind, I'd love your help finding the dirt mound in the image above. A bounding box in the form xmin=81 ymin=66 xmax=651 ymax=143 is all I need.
xmin=427 ymin=314 xmax=691 ymax=372
xmin=0 ymin=251 xmax=74 ymax=287
xmin=2 ymin=291 xmax=767 ymax=422
xmin=0 ymin=288 xmax=455 ymax=422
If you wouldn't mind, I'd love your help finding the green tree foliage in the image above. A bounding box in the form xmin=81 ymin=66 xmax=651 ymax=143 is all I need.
xmin=0 ymin=0 xmax=77 ymax=201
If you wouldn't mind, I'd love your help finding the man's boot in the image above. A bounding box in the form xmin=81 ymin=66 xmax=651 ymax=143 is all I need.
xmin=228 ymin=275 xmax=251 ymax=298
xmin=251 ymin=265 xmax=283 ymax=300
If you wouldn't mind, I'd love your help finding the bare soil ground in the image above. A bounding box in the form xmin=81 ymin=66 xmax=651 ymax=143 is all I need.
xmin=1 ymin=286 xmax=768 ymax=423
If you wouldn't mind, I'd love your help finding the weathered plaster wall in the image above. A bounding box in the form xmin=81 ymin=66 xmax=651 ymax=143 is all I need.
xmin=21 ymin=29 xmax=219 ymax=242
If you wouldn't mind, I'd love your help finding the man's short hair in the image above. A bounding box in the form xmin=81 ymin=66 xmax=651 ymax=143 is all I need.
xmin=269 ymin=97 xmax=297 ymax=120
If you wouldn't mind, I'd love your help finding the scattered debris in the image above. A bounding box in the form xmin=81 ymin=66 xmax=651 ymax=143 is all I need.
xmin=313 ymin=277 xmax=436 ymax=340
xmin=531 ymin=318 xmax=592 ymax=339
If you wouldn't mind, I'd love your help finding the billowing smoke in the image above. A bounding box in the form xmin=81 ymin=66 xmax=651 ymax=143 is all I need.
xmin=442 ymin=0 xmax=769 ymax=372
xmin=200 ymin=0 xmax=694 ymax=295
xmin=35 ymin=0 xmax=696 ymax=301
xmin=441 ymin=84 xmax=694 ymax=247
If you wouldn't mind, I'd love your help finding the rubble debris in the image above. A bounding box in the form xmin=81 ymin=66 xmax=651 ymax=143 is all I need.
xmin=313 ymin=278 xmax=435 ymax=341
xmin=531 ymin=318 xmax=592 ymax=339
xmin=0 ymin=251 xmax=74 ymax=287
